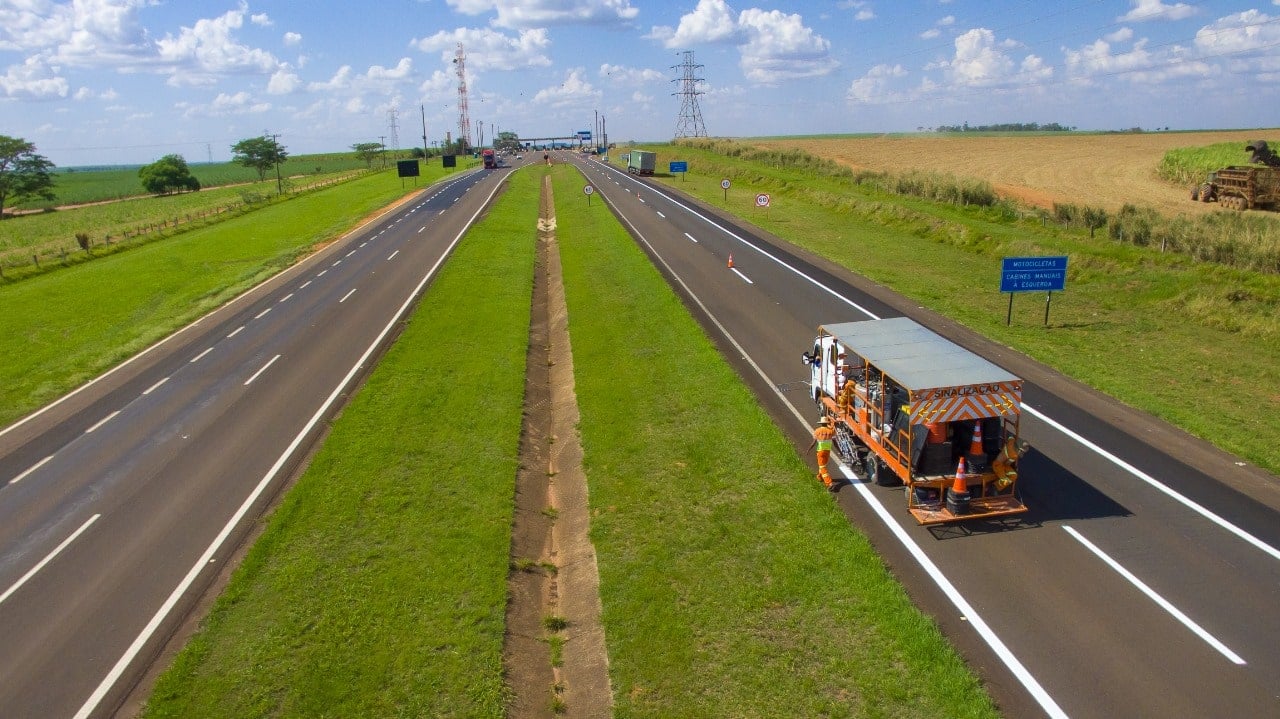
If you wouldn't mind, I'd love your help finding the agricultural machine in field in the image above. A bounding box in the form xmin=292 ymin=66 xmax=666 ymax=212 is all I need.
xmin=1190 ymin=140 xmax=1280 ymax=211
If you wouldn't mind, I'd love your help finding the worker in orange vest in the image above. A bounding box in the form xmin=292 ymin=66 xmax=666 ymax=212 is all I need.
xmin=808 ymin=416 xmax=837 ymax=491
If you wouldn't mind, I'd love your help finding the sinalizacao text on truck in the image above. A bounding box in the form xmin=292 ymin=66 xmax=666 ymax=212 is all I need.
xmin=802 ymin=317 xmax=1029 ymax=525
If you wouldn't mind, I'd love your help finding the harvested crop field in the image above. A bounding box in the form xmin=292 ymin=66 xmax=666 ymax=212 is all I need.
xmin=754 ymin=129 xmax=1280 ymax=217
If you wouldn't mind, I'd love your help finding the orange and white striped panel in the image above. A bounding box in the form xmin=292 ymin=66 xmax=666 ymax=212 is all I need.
xmin=909 ymin=382 xmax=1022 ymax=423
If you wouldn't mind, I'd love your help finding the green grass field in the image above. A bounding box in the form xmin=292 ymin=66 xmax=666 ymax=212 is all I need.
xmin=0 ymin=163 xmax=466 ymax=427
xmin=622 ymin=142 xmax=1280 ymax=474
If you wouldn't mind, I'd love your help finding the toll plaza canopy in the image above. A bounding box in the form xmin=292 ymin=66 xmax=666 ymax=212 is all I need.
xmin=821 ymin=317 xmax=1019 ymax=392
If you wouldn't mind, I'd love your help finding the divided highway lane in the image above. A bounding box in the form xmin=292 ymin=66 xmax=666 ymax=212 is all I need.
xmin=0 ymin=166 xmax=511 ymax=719
xmin=568 ymin=154 xmax=1280 ymax=718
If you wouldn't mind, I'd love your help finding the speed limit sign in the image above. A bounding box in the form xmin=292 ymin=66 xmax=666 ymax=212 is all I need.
xmin=583 ymin=185 xmax=594 ymax=195
xmin=721 ymin=179 xmax=731 ymax=189
xmin=755 ymin=193 xmax=771 ymax=207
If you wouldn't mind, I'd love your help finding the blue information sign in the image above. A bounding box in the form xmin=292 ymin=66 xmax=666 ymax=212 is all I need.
xmin=669 ymin=161 xmax=688 ymax=173
xmin=1000 ymin=255 xmax=1068 ymax=293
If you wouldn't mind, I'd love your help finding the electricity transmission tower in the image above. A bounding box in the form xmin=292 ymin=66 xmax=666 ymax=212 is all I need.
xmin=386 ymin=108 xmax=400 ymax=154
xmin=671 ymin=50 xmax=707 ymax=138
xmin=453 ymin=43 xmax=472 ymax=149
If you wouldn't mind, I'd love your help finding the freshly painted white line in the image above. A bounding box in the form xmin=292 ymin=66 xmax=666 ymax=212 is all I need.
xmin=656 ymin=211 xmax=666 ymax=218
xmin=332 ymin=260 xmax=342 ymax=267
xmin=226 ymin=326 xmax=245 ymax=339
xmin=360 ymin=241 xmax=367 ymax=248
xmin=387 ymin=250 xmax=400 ymax=261
xmin=0 ymin=514 xmax=100 ymax=606
xmin=243 ymin=354 xmax=281 ymax=386
xmin=189 ymin=347 xmax=214 ymax=363
xmin=346 ymin=249 xmax=357 ymax=257
xmin=142 ymin=377 xmax=169 ymax=395
xmin=10 ymin=455 xmax=54 ymax=485
xmin=317 ymin=269 xmax=327 ymax=277
xmin=85 ymin=411 xmax=120 ymax=434
xmin=299 ymin=280 xmax=312 ymax=290
xmin=1030 ymin=406 xmax=1280 ymax=562
xmin=254 ymin=308 xmax=271 ymax=320
xmin=1064 ymin=526 xmax=1245 ymax=664
xmin=684 ymin=232 xmax=698 ymax=243
xmin=418 ymin=226 xmax=425 ymax=233
xmin=730 ymin=267 xmax=754 ymax=284
xmin=593 ymin=159 xmax=1280 ymax=562
xmin=339 ymin=288 xmax=357 ymax=303
xmin=73 ymin=172 xmax=509 ymax=719
xmin=279 ymin=293 xmax=294 ymax=303
xmin=596 ymin=189 xmax=1070 ymax=719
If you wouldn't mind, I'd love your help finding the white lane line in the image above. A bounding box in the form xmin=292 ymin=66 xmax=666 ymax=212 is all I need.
xmin=254 ymin=308 xmax=271 ymax=320
xmin=85 ymin=411 xmax=120 ymax=434
xmin=142 ymin=377 xmax=169 ymax=395
xmin=339 ymin=288 xmax=357 ymax=303
xmin=346 ymin=249 xmax=357 ymax=257
xmin=332 ymin=260 xmax=342 ymax=267
xmin=1064 ymin=526 xmax=1245 ymax=664
xmin=72 ymin=175 xmax=510 ymax=719
xmin=360 ymin=241 xmax=368 ymax=248
xmin=656 ymin=211 xmax=666 ymax=218
xmin=595 ymin=161 xmax=1280 ymax=562
xmin=684 ymin=232 xmax=698 ymax=243
xmin=1029 ymin=406 xmax=1280 ymax=563
xmin=279 ymin=293 xmax=294 ymax=303
xmin=226 ymin=326 xmax=245 ymax=339
xmin=596 ymin=190 xmax=1070 ymax=719
xmin=189 ymin=347 xmax=214 ymax=363
xmin=299 ymin=280 xmax=312 ymax=290
xmin=730 ymin=267 xmax=754 ymax=284
xmin=10 ymin=455 xmax=54 ymax=485
xmin=317 ymin=269 xmax=327 ymax=277
xmin=0 ymin=514 xmax=100 ymax=606
xmin=387 ymin=250 xmax=400 ymax=261
xmin=418 ymin=226 xmax=425 ymax=233
xmin=439 ymin=210 xmax=446 ymax=215
xmin=243 ymin=354 xmax=281 ymax=386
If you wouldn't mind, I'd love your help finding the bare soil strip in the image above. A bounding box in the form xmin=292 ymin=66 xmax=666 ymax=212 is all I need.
xmin=503 ymin=175 xmax=611 ymax=717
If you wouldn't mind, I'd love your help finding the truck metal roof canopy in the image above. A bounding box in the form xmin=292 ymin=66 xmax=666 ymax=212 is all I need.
xmin=822 ymin=317 xmax=1019 ymax=391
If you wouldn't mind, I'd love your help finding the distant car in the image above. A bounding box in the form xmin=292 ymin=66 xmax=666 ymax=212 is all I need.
xmin=515 ymin=154 xmax=522 ymax=159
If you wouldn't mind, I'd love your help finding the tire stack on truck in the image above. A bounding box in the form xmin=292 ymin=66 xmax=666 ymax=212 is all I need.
xmin=802 ymin=317 xmax=1029 ymax=525
xmin=1190 ymin=140 xmax=1280 ymax=211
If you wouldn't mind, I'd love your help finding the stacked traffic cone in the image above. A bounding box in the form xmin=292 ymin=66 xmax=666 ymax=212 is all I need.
xmin=966 ymin=421 xmax=988 ymax=471
xmin=946 ymin=456 xmax=971 ymax=515
xmin=727 ymin=253 xmax=735 ymax=268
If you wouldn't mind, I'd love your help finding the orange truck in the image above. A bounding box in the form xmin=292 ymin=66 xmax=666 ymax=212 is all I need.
xmin=802 ymin=317 xmax=1029 ymax=525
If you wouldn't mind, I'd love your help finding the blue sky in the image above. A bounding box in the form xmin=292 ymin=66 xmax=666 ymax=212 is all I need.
xmin=3 ymin=0 xmax=1279 ymax=166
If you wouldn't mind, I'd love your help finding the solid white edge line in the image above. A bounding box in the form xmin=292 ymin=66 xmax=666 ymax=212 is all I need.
xmin=243 ymin=354 xmax=281 ymax=386
xmin=0 ymin=514 xmax=100 ymax=606
xmin=339 ymin=288 xmax=357 ymax=303
xmin=9 ymin=454 xmax=54 ymax=485
xmin=1026 ymin=405 xmax=1280 ymax=562
xmin=1063 ymin=526 xmax=1245 ymax=665
xmin=85 ymin=411 xmax=120 ymax=434
xmin=595 ymin=159 xmax=1280 ymax=563
xmin=142 ymin=377 xmax=169 ymax=395
xmin=730 ymin=267 xmax=754 ymax=284
xmin=72 ymin=168 xmax=508 ymax=719
xmin=189 ymin=347 xmax=213 ymax=364
xmin=592 ymin=182 xmax=1070 ymax=719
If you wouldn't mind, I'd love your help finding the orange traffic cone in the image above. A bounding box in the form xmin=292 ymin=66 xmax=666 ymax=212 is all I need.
xmin=946 ymin=456 xmax=971 ymax=515
xmin=727 ymin=253 xmax=735 ymax=268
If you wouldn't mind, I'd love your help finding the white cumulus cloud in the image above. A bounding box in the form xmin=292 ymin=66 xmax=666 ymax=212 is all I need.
xmin=445 ymin=0 xmax=638 ymax=29
xmin=412 ymin=27 xmax=551 ymax=71
xmin=0 ymin=55 xmax=69 ymax=100
xmin=283 ymin=31 xmax=302 ymax=46
xmin=532 ymin=67 xmax=600 ymax=106
xmin=599 ymin=63 xmax=663 ymax=84
xmin=1119 ymin=0 xmax=1197 ymax=23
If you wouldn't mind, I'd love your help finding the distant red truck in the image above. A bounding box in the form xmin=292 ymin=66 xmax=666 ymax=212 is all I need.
xmin=482 ymin=149 xmax=497 ymax=169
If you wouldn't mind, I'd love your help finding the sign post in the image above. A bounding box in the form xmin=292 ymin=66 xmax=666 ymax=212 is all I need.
xmin=755 ymin=192 xmax=771 ymax=219
xmin=669 ymin=160 xmax=688 ymax=180
xmin=583 ymin=184 xmax=594 ymax=206
xmin=1000 ymin=256 xmax=1068 ymax=326
xmin=721 ymin=178 xmax=731 ymax=202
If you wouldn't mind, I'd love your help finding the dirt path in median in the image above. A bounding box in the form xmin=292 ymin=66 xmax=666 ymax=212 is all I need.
xmin=503 ymin=175 xmax=612 ymax=717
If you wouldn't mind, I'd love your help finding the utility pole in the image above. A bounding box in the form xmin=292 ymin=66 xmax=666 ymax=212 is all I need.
xmin=379 ymin=135 xmax=386 ymax=169
xmin=420 ymin=104 xmax=429 ymax=158
xmin=672 ymin=50 xmax=708 ymax=138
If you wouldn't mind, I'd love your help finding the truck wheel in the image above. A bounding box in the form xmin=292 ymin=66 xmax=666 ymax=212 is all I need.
xmin=865 ymin=453 xmax=902 ymax=487
xmin=1199 ymin=184 xmax=1214 ymax=202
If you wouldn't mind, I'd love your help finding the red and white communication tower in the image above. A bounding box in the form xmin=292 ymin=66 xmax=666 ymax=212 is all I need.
xmin=453 ymin=43 xmax=472 ymax=149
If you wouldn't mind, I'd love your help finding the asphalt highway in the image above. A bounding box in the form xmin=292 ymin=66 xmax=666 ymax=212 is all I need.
xmin=565 ymin=151 xmax=1280 ymax=718
xmin=0 ymin=162 xmax=525 ymax=719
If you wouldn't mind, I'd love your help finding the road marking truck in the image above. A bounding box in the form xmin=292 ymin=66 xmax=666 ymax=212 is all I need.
xmin=802 ymin=317 xmax=1029 ymax=525
xmin=483 ymin=149 xmax=498 ymax=169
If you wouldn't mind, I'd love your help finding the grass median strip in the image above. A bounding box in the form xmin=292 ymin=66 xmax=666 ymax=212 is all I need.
xmin=0 ymin=165 xmax=464 ymax=428
xmin=550 ymin=165 xmax=998 ymax=716
xmin=139 ymin=169 xmax=538 ymax=717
